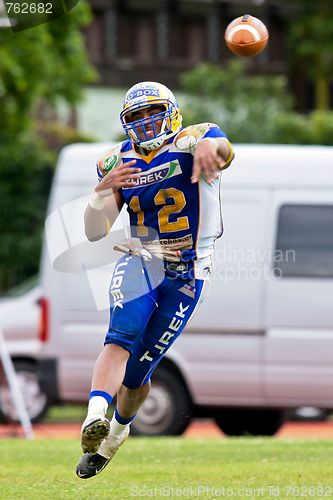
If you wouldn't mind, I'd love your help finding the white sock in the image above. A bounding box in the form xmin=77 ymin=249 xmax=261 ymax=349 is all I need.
xmin=85 ymin=396 xmax=108 ymax=421
xmin=98 ymin=415 xmax=130 ymax=459
xmin=109 ymin=413 xmax=130 ymax=438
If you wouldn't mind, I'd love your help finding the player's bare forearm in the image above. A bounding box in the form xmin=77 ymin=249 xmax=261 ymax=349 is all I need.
xmin=84 ymin=190 xmax=124 ymax=242
xmin=215 ymin=137 xmax=235 ymax=169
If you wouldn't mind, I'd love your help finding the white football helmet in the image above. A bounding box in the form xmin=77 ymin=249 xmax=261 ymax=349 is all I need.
xmin=120 ymin=81 xmax=182 ymax=151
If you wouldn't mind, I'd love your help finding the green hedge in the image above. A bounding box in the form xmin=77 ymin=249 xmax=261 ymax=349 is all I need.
xmin=0 ymin=124 xmax=95 ymax=293
xmin=271 ymin=111 xmax=333 ymax=146
xmin=0 ymin=135 xmax=54 ymax=291
xmin=180 ymin=63 xmax=333 ymax=145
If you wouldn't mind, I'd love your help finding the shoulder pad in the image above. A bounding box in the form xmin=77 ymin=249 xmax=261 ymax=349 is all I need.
xmin=174 ymin=123 xmax=219 ymax=153
xmin=97 ymin=143 xmax=123 ymax=178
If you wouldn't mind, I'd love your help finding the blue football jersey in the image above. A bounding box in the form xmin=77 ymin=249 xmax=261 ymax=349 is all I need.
xmin=96 ymin=123 xmax=233 ymax=270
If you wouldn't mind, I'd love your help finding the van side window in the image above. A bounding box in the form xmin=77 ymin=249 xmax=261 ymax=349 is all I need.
xmin=274 ymin=204 xmax=333 ymax=278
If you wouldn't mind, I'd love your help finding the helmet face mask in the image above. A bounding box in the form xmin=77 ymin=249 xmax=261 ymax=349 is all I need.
xmin=120 ymin=82 xmax=182 ymax=151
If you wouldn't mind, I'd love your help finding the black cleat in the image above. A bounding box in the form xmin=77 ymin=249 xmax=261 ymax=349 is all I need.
xmin=76 ymin=426 xmax=130 ymax=479
xmin=76 ymin=453 xmax=109 ymax=479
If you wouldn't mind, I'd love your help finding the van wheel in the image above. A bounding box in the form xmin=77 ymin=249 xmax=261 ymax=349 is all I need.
xmin=214 ymin=409 xmax=284 ymax=436
xmin=0 ymin=361 xmax=49 ymax=424
xmin=131 ymin=367 xmax=192 ymax=436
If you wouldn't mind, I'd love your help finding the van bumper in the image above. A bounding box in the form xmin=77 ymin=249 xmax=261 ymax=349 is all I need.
xmin=37 ymin=358 xmax=60 ymax=402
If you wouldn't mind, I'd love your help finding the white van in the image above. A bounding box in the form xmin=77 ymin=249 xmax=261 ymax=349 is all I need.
xmin=7 ymin=143 xmax=333 ymax=436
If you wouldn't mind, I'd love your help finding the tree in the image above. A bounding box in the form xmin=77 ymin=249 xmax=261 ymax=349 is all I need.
xmin=180 ymin=61 xmax=292 ymax=143
xmin=0 ymin=2 xmax=97 ymax=292
xmin=0 ymin=1 xmax=96 ymax=139
xmin=180 ymin=61 xmax=333 ymax=145
xmin=287 ymin=0 xmax=333 ymax=110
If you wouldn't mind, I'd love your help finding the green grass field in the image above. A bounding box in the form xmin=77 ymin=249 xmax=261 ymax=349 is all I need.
xmin=0 ymin=437 xmax=332 ymax=499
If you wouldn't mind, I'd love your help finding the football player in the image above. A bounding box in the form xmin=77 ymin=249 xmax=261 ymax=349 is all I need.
xmin=76 ymin=81 xmax=234 ymax=478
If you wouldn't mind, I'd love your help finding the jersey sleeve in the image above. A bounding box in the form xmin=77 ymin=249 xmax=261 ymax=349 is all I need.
xmin=202 ymin=123 xmax=228 ymax=140
xmin=173 ymin=123 xmax=232 ymax=155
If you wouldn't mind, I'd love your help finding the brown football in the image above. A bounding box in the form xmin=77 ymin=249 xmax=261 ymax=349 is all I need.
xmin=224 ymin=14 xmax=269 ymax=58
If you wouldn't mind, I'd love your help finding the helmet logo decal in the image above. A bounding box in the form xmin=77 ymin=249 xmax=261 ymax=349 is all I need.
xmin=127 ymin=88 xmax=160 ymax=100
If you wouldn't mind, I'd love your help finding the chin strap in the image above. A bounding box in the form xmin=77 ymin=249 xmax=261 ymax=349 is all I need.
xmin=139 ymin=135 xmax=166 ymax=151
xmin=138 ymin=129 xmax=180 ymax=151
